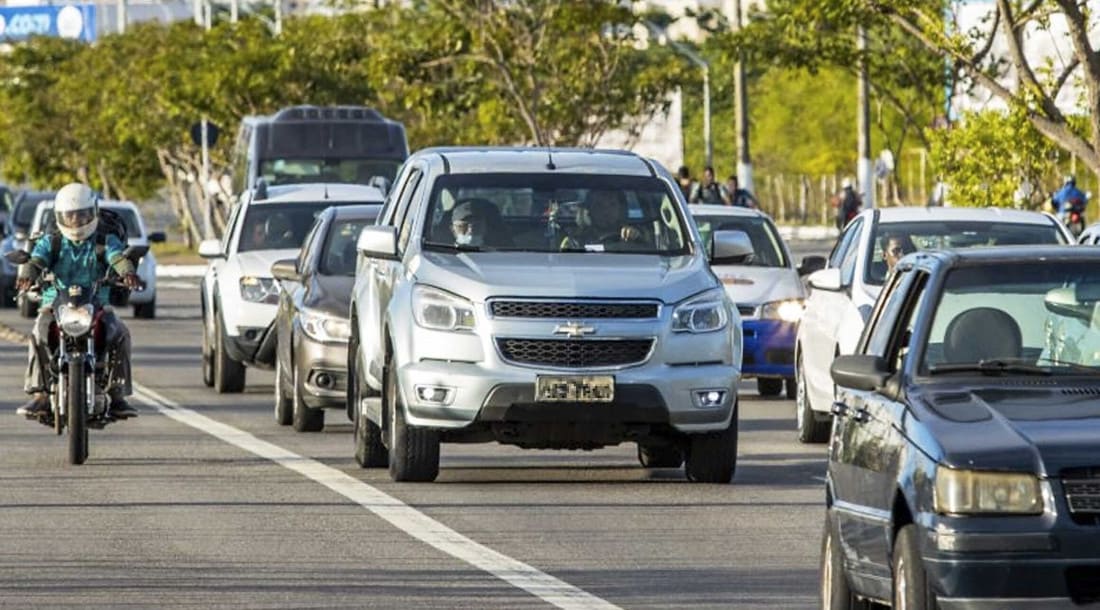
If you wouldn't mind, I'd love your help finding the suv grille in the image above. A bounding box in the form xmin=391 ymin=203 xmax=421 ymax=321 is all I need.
xmin=1063 ymin=468 xmax=1100 ymax=525
xmin=497 ymin=338 xmax=653 ymax=368
xmin=489 ymin=301 xmax=658 ymax=319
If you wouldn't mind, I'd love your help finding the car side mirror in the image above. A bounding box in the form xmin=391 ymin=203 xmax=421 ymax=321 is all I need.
xmin=1044 ymin=286 xmax=1096 ymax=323
xmin=198 ymin=239 xmax=223 ymax=259
xmin=799 ymin=255 xmax=827 ymax=276
xmin=831 ymin=355 xmax=890 ymax=392
xmin=271 ymin=258 xmax=301 ymax=283
xmin=807 ymin=267 xmax=842 ymax=291
xmin=357 ymin=225 xmax=397 ymax=260
xmin=4 ymin=249 xmax=29 ymax=265
xmin=711 ymin=229 xmax=754 ymax=264
xmin=148 ymin=231 xmax=167 ymax=243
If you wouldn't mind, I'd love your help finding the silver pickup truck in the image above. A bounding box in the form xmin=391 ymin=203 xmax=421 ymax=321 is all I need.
xmin=348 ymin=147 xmax=752 ymax=482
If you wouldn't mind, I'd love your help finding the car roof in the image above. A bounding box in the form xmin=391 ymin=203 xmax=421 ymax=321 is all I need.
xmin=253 ymin=183 xmax=385 ymax=204
xmin=869 ymin=206 xmax=1056 ymax=226
xmin=415 ymin=147 xmax=658 ymax=177
xmin=688 ymin=204 xmax=769 ymax=219
xmin=916 ymin=245 xmax=1100 ymax=267
xmin=330 ymin=204 xmax=383 ymax=220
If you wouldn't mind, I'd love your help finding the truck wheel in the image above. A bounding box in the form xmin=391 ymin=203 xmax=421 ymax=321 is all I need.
xmin=386 ymin=355 xmax=439 ymax=482
xmin=785 ymin=377 xmax=796 ymax=399
xmin=893 ymin=525 xmax=937 ymax=610
xmin=213 ymin=313 xmax=246 ymax=394
xmin=201 ymin=313 xmax=215 ymax=387
xmin=757 ymin=378 xmax=783 ymax=397
xmin=684 ymin=401 xmax=738 ymax=483
xmin=637 ymin=443 xmax=683 ymax=468
xmin=133 ymin=299 xmax=156 ymax=319
xmin=821 ymin=516 xmax=869 ymax=609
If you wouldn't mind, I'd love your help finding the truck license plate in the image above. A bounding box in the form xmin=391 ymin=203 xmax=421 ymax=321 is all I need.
xmin=535 ymin=375 xmax=614 ymax=403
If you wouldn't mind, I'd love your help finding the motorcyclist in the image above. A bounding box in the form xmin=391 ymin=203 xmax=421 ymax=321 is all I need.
xmin=14 ymin=183 xmax=141 ymax=420
xmin=835 ymin=178 xmax=861 ymax=230
xmin=1053 ymin=175 xmax=1088 ymax=217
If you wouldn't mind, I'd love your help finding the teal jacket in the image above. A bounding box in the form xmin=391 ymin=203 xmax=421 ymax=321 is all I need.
xmin=28 ymin=234 xmax=133 ymax=307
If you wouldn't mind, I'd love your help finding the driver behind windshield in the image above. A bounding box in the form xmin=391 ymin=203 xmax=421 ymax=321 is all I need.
xmin=560 ymin=190 xmax=647 ymax=250
xmin=14 ymin=183 xmax=140 ymax=420
xmin=451 ymin=201 xmax=488 ymax=247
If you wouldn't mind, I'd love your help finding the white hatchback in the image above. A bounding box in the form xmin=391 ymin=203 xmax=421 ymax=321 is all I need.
xmin=794 ymin=206 xmax=1072 ymax=443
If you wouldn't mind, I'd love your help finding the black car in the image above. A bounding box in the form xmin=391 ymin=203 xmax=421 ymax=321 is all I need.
xmin=270 ymin=204 xmax=382 ymax=432
xmin=823 ymin=246 xmax=1100 ymax=609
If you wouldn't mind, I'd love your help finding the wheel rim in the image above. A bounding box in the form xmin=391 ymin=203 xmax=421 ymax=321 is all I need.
xmin=895 ymin=555 xmax=907 ymax=610
xmin=388 ymin=365 xmax=397 ymax=450
xmin=274 ymin=358 xmax=282 ymax=409
xmin=822 ymin=529 xmax=834 ymax=606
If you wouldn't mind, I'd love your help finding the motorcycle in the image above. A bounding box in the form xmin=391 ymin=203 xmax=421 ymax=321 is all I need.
xmin=4 ymin=246 xmax=145 ymax=465
xmin=1060 ymin=196 xmax=1087 ymax=238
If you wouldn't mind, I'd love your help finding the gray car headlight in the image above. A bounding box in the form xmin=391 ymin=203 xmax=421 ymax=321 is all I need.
xmin=57 ymin=304 xmax=94 ymax=337
xmin=412 ymin=285 xmax=476 ymax=332
xmin=760 ymin=299 xmax=804 ymax=323
xmin=672 ymin=289 xmax=729 ymax=333
xmin=299 ymin=309 xmax=350 ymax=343
xmin=934 ymin=467 xmax=1043 ymax=515
xmin=240 ymin=276 xmax=279 ymax=304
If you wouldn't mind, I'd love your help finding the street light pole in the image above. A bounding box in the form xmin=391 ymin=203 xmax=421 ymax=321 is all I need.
xmin=230 ymin=0 xmax=238 ymax=23
xmin=702 ymin=64 xmax=712 ymax=168
xmin=645 ymin=22 xmax=712 ymax=170
xmin=857 ymin=25 xmax=875 ymax=208
xmin=730 ymin=0 xmax=753 ymax=192
xmin=116 ymin=0 xmax=126 ymax=34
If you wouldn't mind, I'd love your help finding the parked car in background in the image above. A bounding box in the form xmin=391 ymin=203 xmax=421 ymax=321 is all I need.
xmin=30 ymin=200 xmax=165 ymax=319
xmin=270 ymin=204 xmax=382 ymax=432
xmin=796 ymin=207 xmax=1071 ymax=443
xmin=200 ymin=182 xmax=386 ymax=393
xmin=0 ymin=190 xmax=54 ymax=310
xmin=824 ymin=246 xmax=1100 ymax=609
xmin=691 ymin=204 xmax=824 ymax=398
xmin=1076 ymin=221 xmax=1100 ymax=244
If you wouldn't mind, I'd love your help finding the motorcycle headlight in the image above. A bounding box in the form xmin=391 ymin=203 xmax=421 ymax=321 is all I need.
xmin=671 ymin=289 xmax=729 ymax=333
xmin=57 ymin=304 xmax=94 ymax=337
xmin=934 ymin=467 xmax=1043 ymax=515
xmin=240 ymin=276 xmax=279 ymax=304
xmin=412 ymin=285 xmax=476 ymax=332
xmin=299 ymin=309 xmax=351 ymax=343
xmin=760 ymin=299 xmax=805 ymax=323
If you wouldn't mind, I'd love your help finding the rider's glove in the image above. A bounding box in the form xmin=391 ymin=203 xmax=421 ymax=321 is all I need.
xmin=123 ymin=273 xmax=143 ymax=291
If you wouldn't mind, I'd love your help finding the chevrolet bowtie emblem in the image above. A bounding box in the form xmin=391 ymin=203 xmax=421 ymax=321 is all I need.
xmin=553 ymin=322 xmax=596 ymax=338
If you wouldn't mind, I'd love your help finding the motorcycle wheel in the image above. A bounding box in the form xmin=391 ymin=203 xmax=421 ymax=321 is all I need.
xmin=68 ymin=359 xmax=88 ymax=465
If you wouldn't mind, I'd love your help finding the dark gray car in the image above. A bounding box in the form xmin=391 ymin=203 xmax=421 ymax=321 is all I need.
xmin=270 ymin=204 xmax=382 ymax=431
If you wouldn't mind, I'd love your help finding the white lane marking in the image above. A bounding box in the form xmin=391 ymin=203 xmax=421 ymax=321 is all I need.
xmin=158 ymin=280 xmax=200 ymax=290
xmin=132 ymin=383 xmax=619 ymax=610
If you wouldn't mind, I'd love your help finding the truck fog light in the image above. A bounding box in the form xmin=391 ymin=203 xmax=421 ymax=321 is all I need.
xmin=693 ymin=389 xmax=727 ymax=408
xmin=415 ymin=385 xmax=453 ymax=405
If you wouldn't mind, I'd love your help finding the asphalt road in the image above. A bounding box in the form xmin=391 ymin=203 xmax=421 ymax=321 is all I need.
xmin=0 ymin=244 xmax=834 ymax=609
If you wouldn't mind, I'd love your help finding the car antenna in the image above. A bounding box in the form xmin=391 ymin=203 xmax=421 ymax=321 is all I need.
xmin=545 ymin=145 xmax=556 ymax=171
xmin=324 ymin=184 xmax=329 ymax=200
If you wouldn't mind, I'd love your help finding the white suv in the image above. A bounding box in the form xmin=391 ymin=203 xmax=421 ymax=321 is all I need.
xmin=199 ymin=183 xmax=384 ymax=393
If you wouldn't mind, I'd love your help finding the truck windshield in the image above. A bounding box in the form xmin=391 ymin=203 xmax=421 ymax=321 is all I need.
xmin=259 ymin=158 xmax=400 ymax=187
xmin=421 ymin=173 xmax=691 ymax=256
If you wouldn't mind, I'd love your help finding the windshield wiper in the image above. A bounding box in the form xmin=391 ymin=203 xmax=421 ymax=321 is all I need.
xmin=928 ymin=359 xmax=1053 ymax=376
xmin=1034 ymin=357 xmax=1100 ymax=374
xmin=422 ymin=242 xmax=484 ymax=253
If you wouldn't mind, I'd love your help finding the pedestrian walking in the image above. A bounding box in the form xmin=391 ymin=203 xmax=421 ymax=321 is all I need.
xmin=726 ymin=175 xmax=758 ymax=208
xmin=690 ymin=166 xmax=727 ymax=205
xmin=676 ymin=166 xmax=695 ymax=202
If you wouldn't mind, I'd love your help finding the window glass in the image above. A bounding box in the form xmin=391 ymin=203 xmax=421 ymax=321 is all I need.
xmin=238 ymin=202 xmax=360 ymax=252
xmin=259 ymin=158 xmax=400 ymax=187
xmin=321 ymin=217 xmax=379 ymax=276
xmin=694 ymin=215 xmax=788 ymax=267
xmin=829 ymin=219 xmax=862 ymax=268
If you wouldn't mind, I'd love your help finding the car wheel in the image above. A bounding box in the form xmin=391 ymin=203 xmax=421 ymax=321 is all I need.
xmin=386 ymin=353 xmax=439 ymax=482
xmin=821 ymin=516 xmax=869 ymax=610
xmin=796 ymin=355 xmax=830 ymax=444
xmin=133 ymin=298 xmax=156 ymax=319
xmin=353 ymin=353 xmax=387 ymax=469
xmin=893 ymin=525 xmax=937 ymax=610
xmin=637 ymin=443 xmax=683 ymax=469
xmin=18 ymin=294 xmax=37 ymax=318
xmin=213 ymin=312 xmax=246 ymax=394
xmin=757 ymin=378 xmax=783 ymax=397
xmin=684 ymin=400 xmax=738 ymax=483
xmin=201 ymin=312 xmax=215 ymax=387
xmin=291 ymin=365 xmax=324 ymax=432
xmin=785 ymin=377 xmax=796 ymax=399
xmin=273 ymin=354 xmax=292 ymax=426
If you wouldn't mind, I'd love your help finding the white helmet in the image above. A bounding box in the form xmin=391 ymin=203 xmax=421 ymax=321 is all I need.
xmin=54 ymin=183 xmax=99 ymax=243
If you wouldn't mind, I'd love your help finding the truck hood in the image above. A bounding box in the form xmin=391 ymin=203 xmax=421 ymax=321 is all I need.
xmin=711 ymin=264 xmax=804 ymax=306
xmin=916 ymin=384 xmax=1100 ymax=475
xmin=414 ymin=251 xmax=717 ymax=304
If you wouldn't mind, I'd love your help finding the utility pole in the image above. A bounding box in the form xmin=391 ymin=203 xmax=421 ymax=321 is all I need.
xmin=857 ymin=25 xmax=875 ymax=209
xmin=201 ymin=118 xmax=213 ymax=240
xmin=730 ymin=0 xmax=753 ymax=192
xmin=274 ymin=0 xmax=283 ymax=35
xmin=116 ymin=0 xmax=126 ymax=33
xmin=193 ymin=0 xmax=202 ymax=26
xmin=230 ymin=0 xmax=239 ymax=23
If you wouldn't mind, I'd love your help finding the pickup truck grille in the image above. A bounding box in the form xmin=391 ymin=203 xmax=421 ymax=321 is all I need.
xmin=489 ymin=301 xmax=658 ymax=320
xmin=497 ymin=338 xmax=653 ymax=368
xmin=1063 ymin=468 xmax=1100 ymax=525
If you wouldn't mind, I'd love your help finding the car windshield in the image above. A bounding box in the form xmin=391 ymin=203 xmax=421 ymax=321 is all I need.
xmin=13 ymin=193 xmax=55 ymax=229
xmin=239 ymin=202 xmax=351 ymax=252
xmin=922 ymin=262 xmax=1100 ymax=375
xmin=259 ymin=158 xmax=400 ymax=187
xmin=39 ymin=207 xmax=141 ymax=238
xmin=421 ymin=173 xmax=691 ymax=255
xmin=865 ymin=220 xmax=1065 ymax=285
xmin=319 ymin=217 xmax=377 ymax=276
xmin=694 ymin=214 xmax=788 ymax=268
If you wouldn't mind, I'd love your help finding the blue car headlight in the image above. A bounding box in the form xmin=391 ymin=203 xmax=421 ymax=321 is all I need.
xmin=760 ymin=299 xmax=804 ymax=323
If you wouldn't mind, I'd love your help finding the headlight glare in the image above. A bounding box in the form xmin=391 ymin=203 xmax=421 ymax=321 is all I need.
xmin=934 ymin=467 xmax=1043 ymax=515
xmin=760 ymin=299 xmax=805 ymax=322
xmin=412 ymin=285 xmax=476 ymax=332
xmin=57 ymin=304 xmax=94 ymax=337
xmin=240 ymin=276 xmax=279 ymax=304
xmin=299 ymin=310 xmax=350 ymax=343
xmin=672 ymin=290 xmax=728 ymax=333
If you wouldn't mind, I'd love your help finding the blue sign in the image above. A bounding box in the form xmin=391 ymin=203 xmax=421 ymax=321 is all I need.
xmin=0 ymin=4 xmax=96 ymax=43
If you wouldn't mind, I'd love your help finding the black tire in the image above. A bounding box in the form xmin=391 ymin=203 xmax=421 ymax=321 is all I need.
xmin=213 ymin=312 xmax=246 ymax=394
xmin=637 ymin=443 xmax=683 ymax=468
xmin=386 ymin=354 xmax=439 ymax=482
xmin=785 ymin=377 xmax=796 ymax=399
xmin=796 ymin=355 xmax=830 ymax=444
xmin=291 ymin=366 xmax=324 ymax=432
xmin=821 ymin=516 xmax=869 ymax=610
xmin=67 ymin=359 xmax=88 ymax=466
xmin=18 ymin=294 xmax=37 ymax=318
xmin=757 ymin=377 xmax=783 ymax=397
xmin=684 ymin=401 xmax=738 ymax=483
xmin=893 ymin=525 xmax=938 ymax=610
xmin=273 ymin=354 xmax=292 ymax=426
xmin=133 ymin=298 xmax=156 ymax=319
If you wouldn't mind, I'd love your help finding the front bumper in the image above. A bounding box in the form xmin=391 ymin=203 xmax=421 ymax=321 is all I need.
xmin=740 ymin=318 xmax=796 ymax=378
xmin=294 ymin=333 xmax=348 ymax=410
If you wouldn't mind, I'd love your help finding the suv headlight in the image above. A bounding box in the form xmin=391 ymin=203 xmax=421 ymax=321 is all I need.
xmin=760 ymin=299 xmax=804 ymax=322
xmin=240 ymin=276 xmax=279 ymax=304
xmin=57 ymin=304 xmax=94 ymax=337
xmin=412 ymin=285 xmax=476 ymax=332
xmin=934 ymin=467 xmax=1043 ymax=515
xmin=299 ymin=309 xmax=350 ymax=343
xmin=672 ymin=289 xmax=729 ymax=333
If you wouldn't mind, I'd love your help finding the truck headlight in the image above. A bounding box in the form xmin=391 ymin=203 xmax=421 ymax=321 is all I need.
xmin=760 ymin=299 xmax=804 ymax=322
xmin=240 ymin=276 xmax=279 ymax=304
xmin=299 ymin=309 xmax=350 ymax=343
xmin=672 ymin=289 xmax=729 ymax=333
xmin=934 ymin=467 xmax=1043 ymax=515
xmin=412 ymin=285 xmax=476 ymax=332
xmin=57 ymin=304 xmax=94 ymax=337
